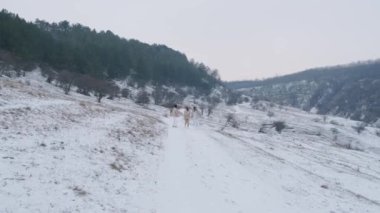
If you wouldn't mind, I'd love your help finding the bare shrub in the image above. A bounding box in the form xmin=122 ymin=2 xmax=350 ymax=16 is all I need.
xmin=106 ymin=83 xmax=120 ymax=100
xmin=322 ymin=115 xmax=328 ymax=123
xmin=330 ymin=120 xmax=340 ymax=125
xmin=331 ymin=128 xmax=339 ymax=141
xmin=376 ymin=130 xmax=380 ymax=137
xmin=251 ymin=102 xmax=267 ymax=112
xmin=57 ymin=70 xmax=77 ymax=94
xmin=121 ymin=88 xmax=130 ymax=98
xmin=78 ymin=77 xmax=117 ymax=103
xmin=258 ymin=123 xmax=272 ymax=133
xmin=72 ymin=186 xmax=88 ymax=196
xmin=273 ymin=121 xmax=286 ymax=133
xmin=221 ymin=113 xmax=239 ymax=131
xmin=207 ymin=96 xmax=221 ymax=116
xmin=352 ymin=122 xmax=367 ymax=134
xmin=199 ymin=103 xmax=206 ymax=116
xmin=75 ymin=74 xmax=93 ymax=96
xmin=259 ymin=121 xmax=286 ymax=134
xmin=207 ymin=103 xmax=216 ymax=116
xmin=152 ymin=85 xmax=164 ymax=105
xmin=40 ymin=64 xmax=56 ymax=83
xmin=79 ymin=101 xmax=86 ymax=107
xmin=330 ymin=128 xmax=339 ymax=134
xmin=321 ymin=184 xmax=329 ymax=189
xmin=135 ymin=90 xmax=150 ymax=105
xmin=226 ymin=91 xmax=240 ymax=106
xmin=267 ymin=111 xmax=275 ymax=118
xmin=110 ymin=162 xmax=124 ymax=172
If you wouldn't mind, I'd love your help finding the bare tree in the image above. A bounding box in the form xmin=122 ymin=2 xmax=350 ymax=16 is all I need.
xmin=40 ymin=64 xmax=56 ymax=83
xmin=107 ymin=82 xmax=120 ymax=100
xmin=221 ymin=113 xmax=239 ymax=131
xmin=152 ymin=85 xmax=164 ymax=105
xmin=57 ymin=70 xmax=77 ymax=94
xmin=352 ymin=122 xmax=367 ymax=134
xmin=86 ymin=78 xmax=111 ymax=103
xmin=135 ymin=90 xmax=150 ymax=105
xmin=121 ymin=88 xmax=130 ymax=98
xmin=207 ymin=96 xmax=220 ymax=116
xmin=75 ymin=74 xmax=93 ymax=96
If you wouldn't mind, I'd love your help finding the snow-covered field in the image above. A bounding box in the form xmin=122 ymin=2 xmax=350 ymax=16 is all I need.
xmin=1 ymin=71 xmax=380 ymax=212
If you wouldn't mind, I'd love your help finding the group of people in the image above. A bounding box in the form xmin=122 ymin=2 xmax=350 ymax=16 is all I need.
xmin=170 ymin=104 xmax=201 ymax=128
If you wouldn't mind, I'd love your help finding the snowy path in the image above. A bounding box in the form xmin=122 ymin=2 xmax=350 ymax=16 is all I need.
xmin=151 ymin=121 xmax=380 ymax=213
xmin=155 ymin=125 xmax=257 ymax=213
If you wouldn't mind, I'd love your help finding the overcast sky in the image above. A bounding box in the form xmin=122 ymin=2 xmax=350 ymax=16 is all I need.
xmin=2 ymin=0 xmax=380 ymax=81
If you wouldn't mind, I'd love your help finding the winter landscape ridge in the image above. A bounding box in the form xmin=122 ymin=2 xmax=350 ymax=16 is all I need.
xmin=1 ymin=70 xmax=380 ymax=213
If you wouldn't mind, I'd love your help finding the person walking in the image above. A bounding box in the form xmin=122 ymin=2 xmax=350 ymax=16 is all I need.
xmin=171 ymin=104 xmax=180 ymax=127
xmin=184 ymin=106 xmax=191 ymax=127
xmin=192 ymin=106 xmax=200 ymax=126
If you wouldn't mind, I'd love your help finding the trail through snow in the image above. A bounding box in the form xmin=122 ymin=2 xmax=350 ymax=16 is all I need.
xmin=155 ymin=124 xmax=260 ymax=212
xmin=152 ymin=121 xmax=296 ymax=213
xmin=146 ymin=119 xmax=380 ymax=213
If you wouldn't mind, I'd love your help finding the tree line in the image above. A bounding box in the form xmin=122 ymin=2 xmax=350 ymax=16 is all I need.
xmin=0 ymin=9 xmax=220 ymax=91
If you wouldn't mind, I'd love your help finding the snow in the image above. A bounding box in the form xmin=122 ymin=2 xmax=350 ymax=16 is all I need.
xmin=1 ymin=70 xmax=380 ymax=212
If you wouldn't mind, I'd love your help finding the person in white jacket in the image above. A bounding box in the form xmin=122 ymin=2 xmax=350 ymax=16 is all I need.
xmin=191 ymin=106 xmax=201 ymax=126
xmin=170 ymin=104 xmax=180 ymax=127
xmin=184 ymin=106 xmax=191 ymax=127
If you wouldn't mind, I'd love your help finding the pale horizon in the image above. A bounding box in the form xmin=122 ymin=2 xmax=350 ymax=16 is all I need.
xmin=2 ymin=0 xmax=380 ymax=81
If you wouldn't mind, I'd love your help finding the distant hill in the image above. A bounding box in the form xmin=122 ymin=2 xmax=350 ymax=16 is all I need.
xmin=0 ymin=9 xmax=220 ymax=91
xmin=226 ymin=61 xmax=380 ymax=122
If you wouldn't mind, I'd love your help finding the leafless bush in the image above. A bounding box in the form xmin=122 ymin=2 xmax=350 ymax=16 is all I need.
xmin=106 ymin=83 xmax=120 ymax=100
xmin=273 ymin=121 xmax=286 ymax=133
xmin=267 ymin=111 xmax=275 ymax=118
xmin=330 ymin=128 xmax=339 ymax=134
xmin=91 ymin=79 xmax=116 ymax=103
xmin=221 ymin=113 xmax=239 ymax=131
xmin=40 ymin=64 xmax=56 ymax=83
xmin=72 ymin=186 xmax=88 ymax=196
xmin=322 ymin=115 xmax=328 ymax=123
xmin=259 ymin=121 xmax=287 ymax=134
xmin=226 ymin=91 xmax=240 ymax=106
xmin=152 ymin=85 xmax=164 ymax=105
xmin=121 ymin=88 xmax=130 ymax=98
xmin=135 ymin=90 xmax=150 ymax=105
xmin=75 ymin=74 xmax=93 ymax=96
xmin=352 ymin=122 xmax=367 ymax=134
xmin=331 ymin=128 xmax=339 ymax=141
xmin=79 ymin=101 xmax=86 ymax=107
xmin=258 ymin=123 xmax=272 ymax=133
xmin=376 ymin=130 xmax=380 ymax=137
xmin=57 ymin=70 xmax=77 ymax=94
xmin=251 ymin=102 xmax=267 ymax=112
xmin=330 ymin=120 xmax=340 ymax=125
xmin=207 ymin=103 xmax=216 ymax=116
xmin=110 ymin=162 xmax=125 ymax=172
xmin=198 ymin=103 xmax=205 ymax=115
xmin=207 ymin=96 xmax=220 ymax=116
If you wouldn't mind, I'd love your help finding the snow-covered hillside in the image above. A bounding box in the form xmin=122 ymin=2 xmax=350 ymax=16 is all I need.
xmin=1 ymin=71 xmax=380 ymax=212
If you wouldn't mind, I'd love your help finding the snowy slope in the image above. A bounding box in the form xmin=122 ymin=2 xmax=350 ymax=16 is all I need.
xmin=0 ymin=72 xmax=166 ymax=212
xmin=1 ymin=71 xmax=380 ymax=212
